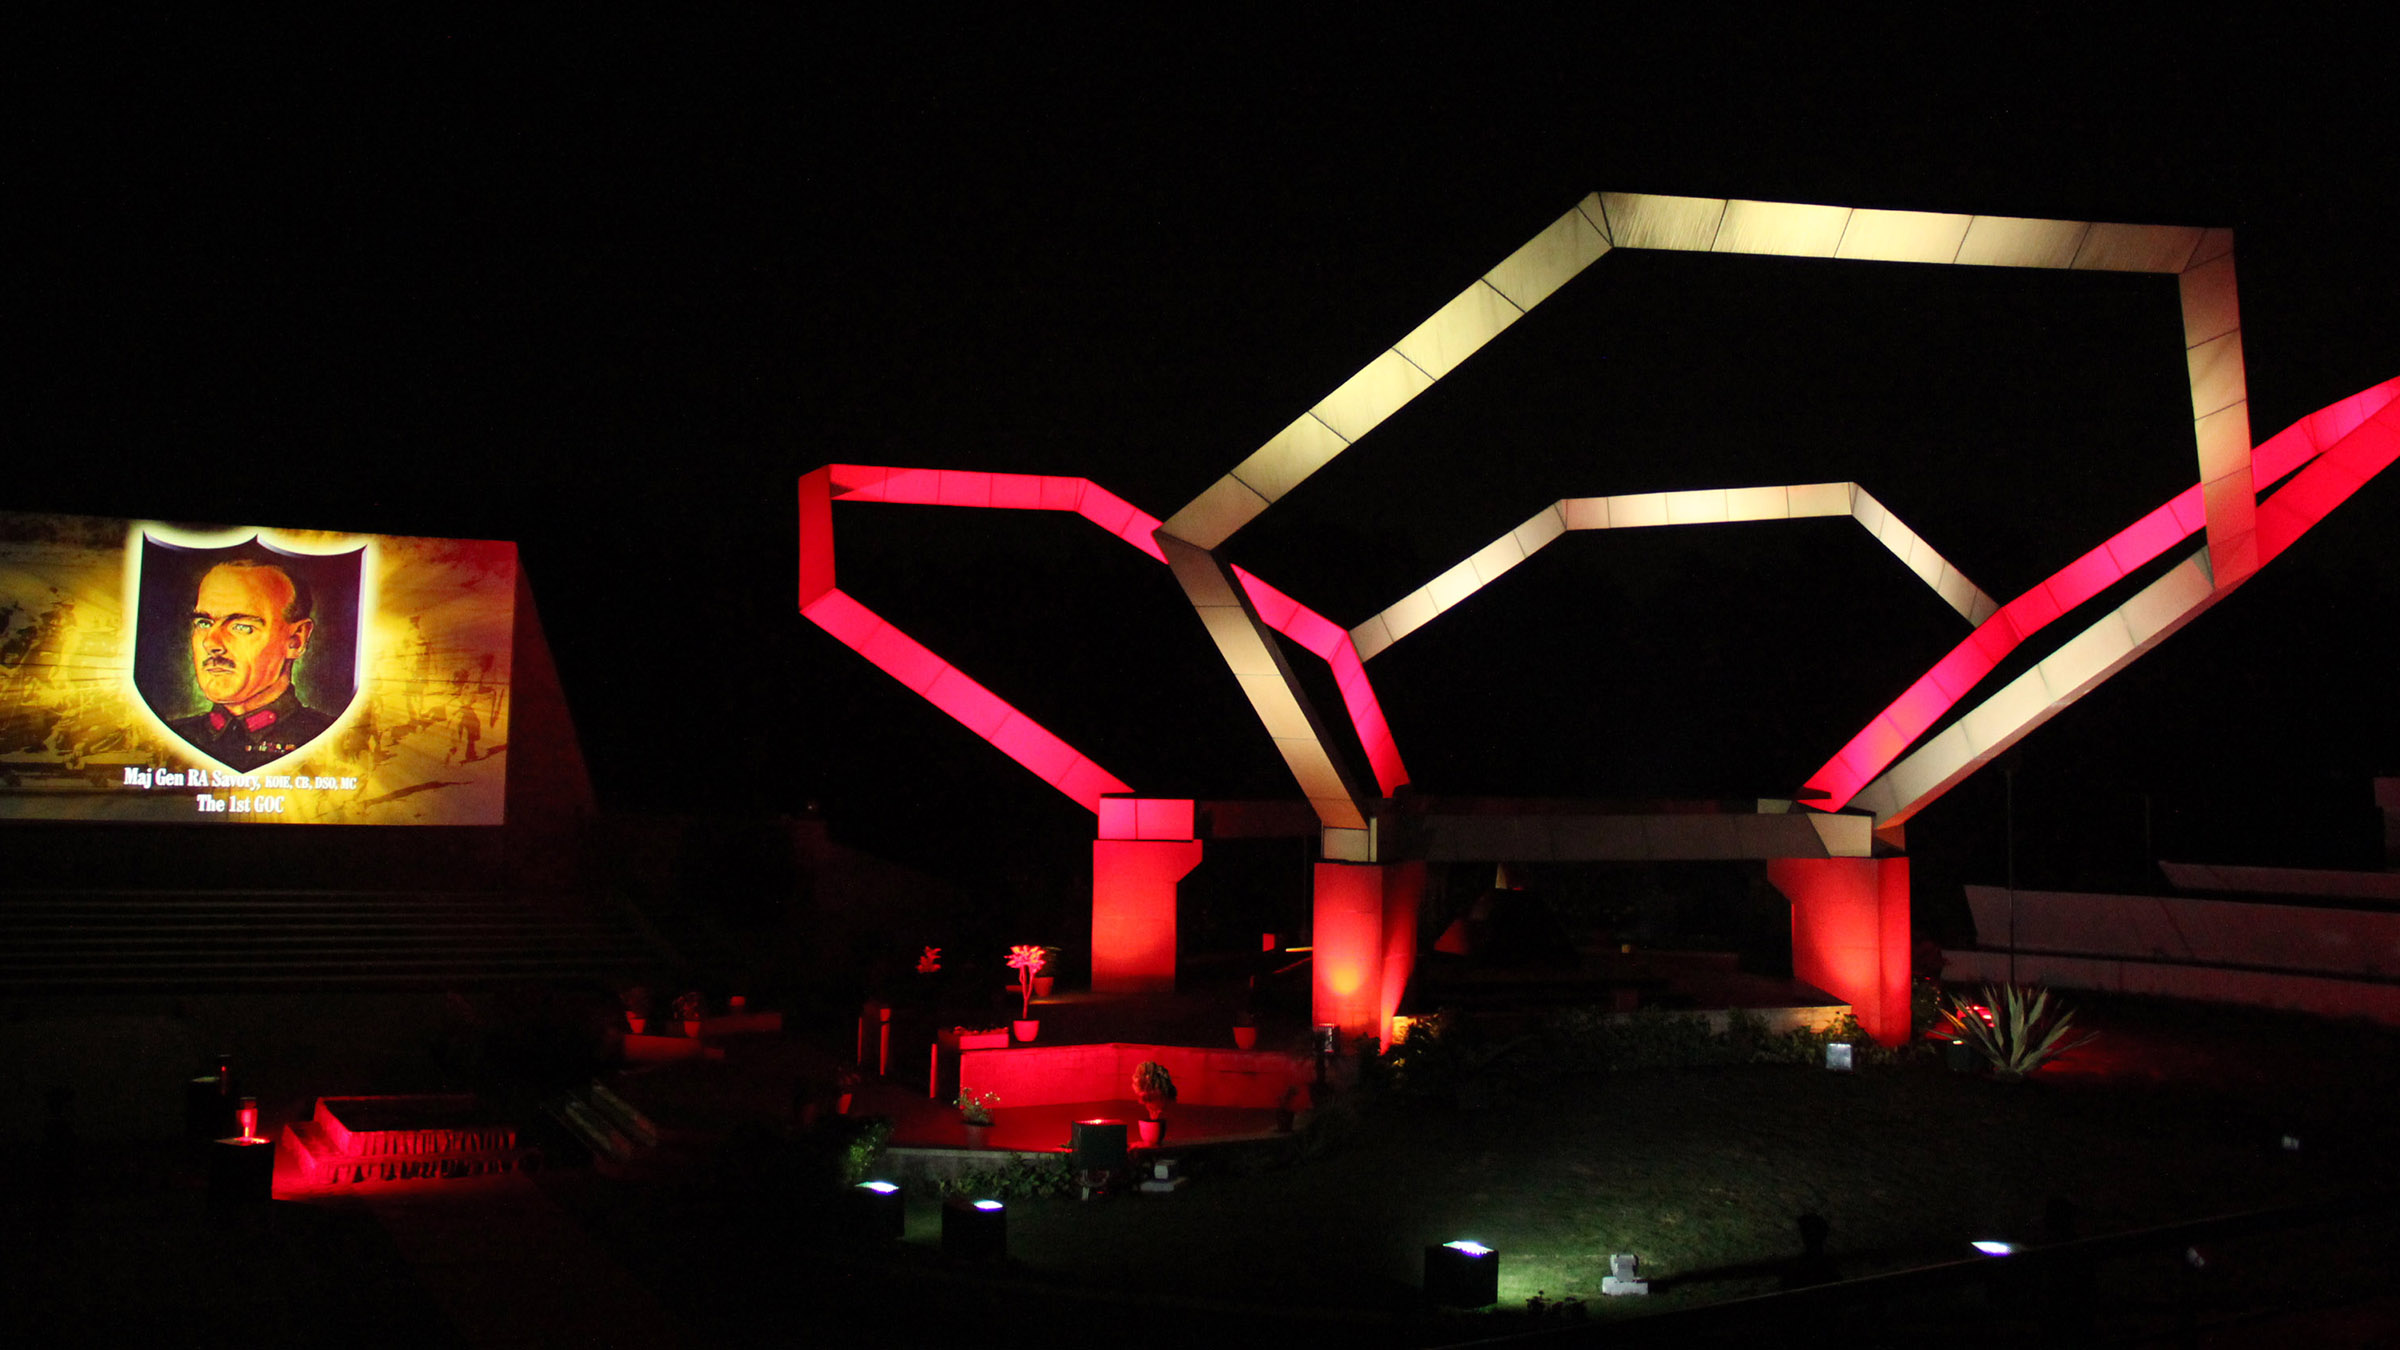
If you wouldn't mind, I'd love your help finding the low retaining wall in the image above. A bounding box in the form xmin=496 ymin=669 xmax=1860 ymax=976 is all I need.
xmin=1964 ymin=885 xmax=2400 ymax=975
xmin=958 ymin=1042 xmax=1311 ymax=1109
xmin=1951 ymin=883 xmax=2400 ymax=1026
xmin=1945 ymin=948 xmax=2400 ymax=1026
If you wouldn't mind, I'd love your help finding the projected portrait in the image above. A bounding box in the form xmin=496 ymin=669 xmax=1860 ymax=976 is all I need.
xmin=136 ymin=537 xmax=365 ymax=771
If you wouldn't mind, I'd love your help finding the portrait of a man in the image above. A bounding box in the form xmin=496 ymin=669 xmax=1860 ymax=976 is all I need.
xmin=167 ymin=560 xmax=335 ymax=771
xmin=135 ymin=534 xmax=364 ymax=773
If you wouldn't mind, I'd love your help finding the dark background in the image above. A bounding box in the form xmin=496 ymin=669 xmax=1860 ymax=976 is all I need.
xmin=17 ymin=15 xmax=2397 ymax=938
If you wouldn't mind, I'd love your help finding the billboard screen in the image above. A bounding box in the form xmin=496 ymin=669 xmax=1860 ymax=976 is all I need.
xmin=1 ymin=511 xmax=517 ymax=825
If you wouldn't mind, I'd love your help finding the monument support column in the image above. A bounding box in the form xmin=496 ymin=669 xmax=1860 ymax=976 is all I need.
xmin=1767 ymin=856 xmax=1912 ymax=1046
xmin=1312 ymin=858 xmax=1423 ymax=1051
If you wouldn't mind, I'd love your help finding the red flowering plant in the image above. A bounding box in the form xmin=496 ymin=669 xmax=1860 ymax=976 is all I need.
xmin=1006 ymin=944 xmax=1048 ymax=1019
xmin=916 ymin=946 xmax=942 ymax=975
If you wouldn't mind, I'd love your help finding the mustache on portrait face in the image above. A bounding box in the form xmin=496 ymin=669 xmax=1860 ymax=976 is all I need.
xmin=202 ymin=656 xmax=237 ymax=672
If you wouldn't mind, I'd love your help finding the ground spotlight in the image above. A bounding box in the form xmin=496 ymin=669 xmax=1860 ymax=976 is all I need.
xmin=1423 ymin=1239 xmax=1498 ymax=1307
xmin=1823 ymin=1042 xmax=1854 ymax=1071
xmin=851 ymin=1179 xmax=904 ymax=1241
xmin=941 ymin=1195 xmax=1006 ymax=1262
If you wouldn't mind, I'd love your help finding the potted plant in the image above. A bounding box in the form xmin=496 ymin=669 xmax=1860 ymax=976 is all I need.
xmin=835 ymin=1064 xmax=861 ymax=1115
xmin=1033 ymin=946 xmax=1061 ymax=998
xmin=619 ymin=985 xmax=652 ymax=1035
xmin=1006 ymin=944 xmax=1047 ymax=1042
xmin=672 ymin=990 xmax=707 ymax=1038
xmin=1233 ymin=976 xmax=1260 ymax=1048
xmin=1131 ymin=1060 xmax=1176 ymax=1145
xmin=956 ymin=1088 xmax=997 ymax=1146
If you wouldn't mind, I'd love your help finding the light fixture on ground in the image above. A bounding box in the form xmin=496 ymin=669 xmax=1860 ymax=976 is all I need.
xmin=941 ymin=1196 xmax=1006 ymax=1262
xmin=207 ymin=1126 xmax=275 ymax=1217
xmin=1070 ymin=1119 xmax=1128 ymax=1198
xmin=1972 ymin=1240 xmax=2020 ymax=1257
xmin=1423 ymin=1240 xmax=1498 ymax=1308
xmin=1140 ymin=1156 xmax=1186 ymax=1193
xmin=1823 ymin=1042 xmax=1854 ymax=1071
xmin=1070 ymin=1119 xmax=1128 ymax=1171
xmin=851 ymin=1180 xmax=904 ymax=1241
xmin=1602 ymin=1253 xmax=1648 ymax=1296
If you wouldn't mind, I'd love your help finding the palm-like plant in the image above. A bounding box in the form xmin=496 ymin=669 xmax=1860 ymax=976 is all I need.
xmin=1938 ymin=983 xmax=2096 ymax=1081
xmin=1006 ymin=944 xmax=1047 ymax=1019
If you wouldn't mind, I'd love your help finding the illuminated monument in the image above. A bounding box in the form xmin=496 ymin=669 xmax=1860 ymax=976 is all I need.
xmin=801 ymin=192 xmax=2400 ymax=1047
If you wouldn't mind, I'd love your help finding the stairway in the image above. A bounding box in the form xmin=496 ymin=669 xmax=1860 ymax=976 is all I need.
xmin=281 ymin=1093 xmax=538 ymax=1185
xmin=541 ymin=1080 xmax=662 ymax=1175
xmin=0 ymin=888 xmax=661 ymax=993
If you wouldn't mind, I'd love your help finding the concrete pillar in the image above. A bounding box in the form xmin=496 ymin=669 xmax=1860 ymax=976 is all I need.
xmin=1767 ymin=856 xmax=1912 ymax=1045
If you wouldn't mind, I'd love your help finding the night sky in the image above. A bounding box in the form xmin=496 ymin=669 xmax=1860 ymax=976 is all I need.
xmin=19 ymin=18 xmax=2397 ymax=925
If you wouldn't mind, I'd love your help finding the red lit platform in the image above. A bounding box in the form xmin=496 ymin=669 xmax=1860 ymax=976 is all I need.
xmin=278 ymin=1093 xmax=536 ymax=1189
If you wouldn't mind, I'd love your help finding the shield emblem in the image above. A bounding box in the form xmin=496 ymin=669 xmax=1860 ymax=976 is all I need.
xmin=135 ymin=534 xmax=365 ymax=771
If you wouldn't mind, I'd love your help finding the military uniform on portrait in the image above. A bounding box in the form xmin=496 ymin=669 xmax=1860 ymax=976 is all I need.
xmin=168 ymin=685 xmax=334 ymax=772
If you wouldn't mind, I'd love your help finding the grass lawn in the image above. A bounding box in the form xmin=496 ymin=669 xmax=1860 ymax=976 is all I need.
xmin=16 ymin=988 xmax=2395 ymax=1344
xmin=541 ymin=991 xmax=2400 ymax=1344
xmin=995 ymin=1041 xmax=2392 ymax=1315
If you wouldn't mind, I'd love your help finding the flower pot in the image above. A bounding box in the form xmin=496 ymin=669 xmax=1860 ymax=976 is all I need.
xmin=1032 ymin=975 xmax=1054 ymax=998
xmin=683 ymin=1019 xmax=702 ymax=1038
xmin=1232 ymin=1025 xmax=1257 ymax=1050
xmin=836 ymin=1092 xmax=854 ymax=1115
xmin=625 ymin=1015 xmax=647 ymax=1035
xmin=963 ymin=1122 xmax=990 ymax=1147
xmin=1136 ymin=1118 xmax=1163 ymax=1146
xmin=1013 ymin=1018 xmax=1039 ymax=1043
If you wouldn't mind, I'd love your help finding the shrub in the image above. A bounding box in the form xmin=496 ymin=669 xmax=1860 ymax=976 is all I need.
xmin=1294 ymin=1090 xmax=1361 ymax=1159
xmin=1380 ymin=1012 xmax=1527 ymax=1100
xmin=837 ymin=1116 xmax=892 ymax=1185
xmin=1939 ymin=983 xmax=2095 ymax=1081
xmin=933 ymin=1152 xmax=1076 ymax=1200
xmin=1544 ymin=1005 xmax=1913 ymax=1071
